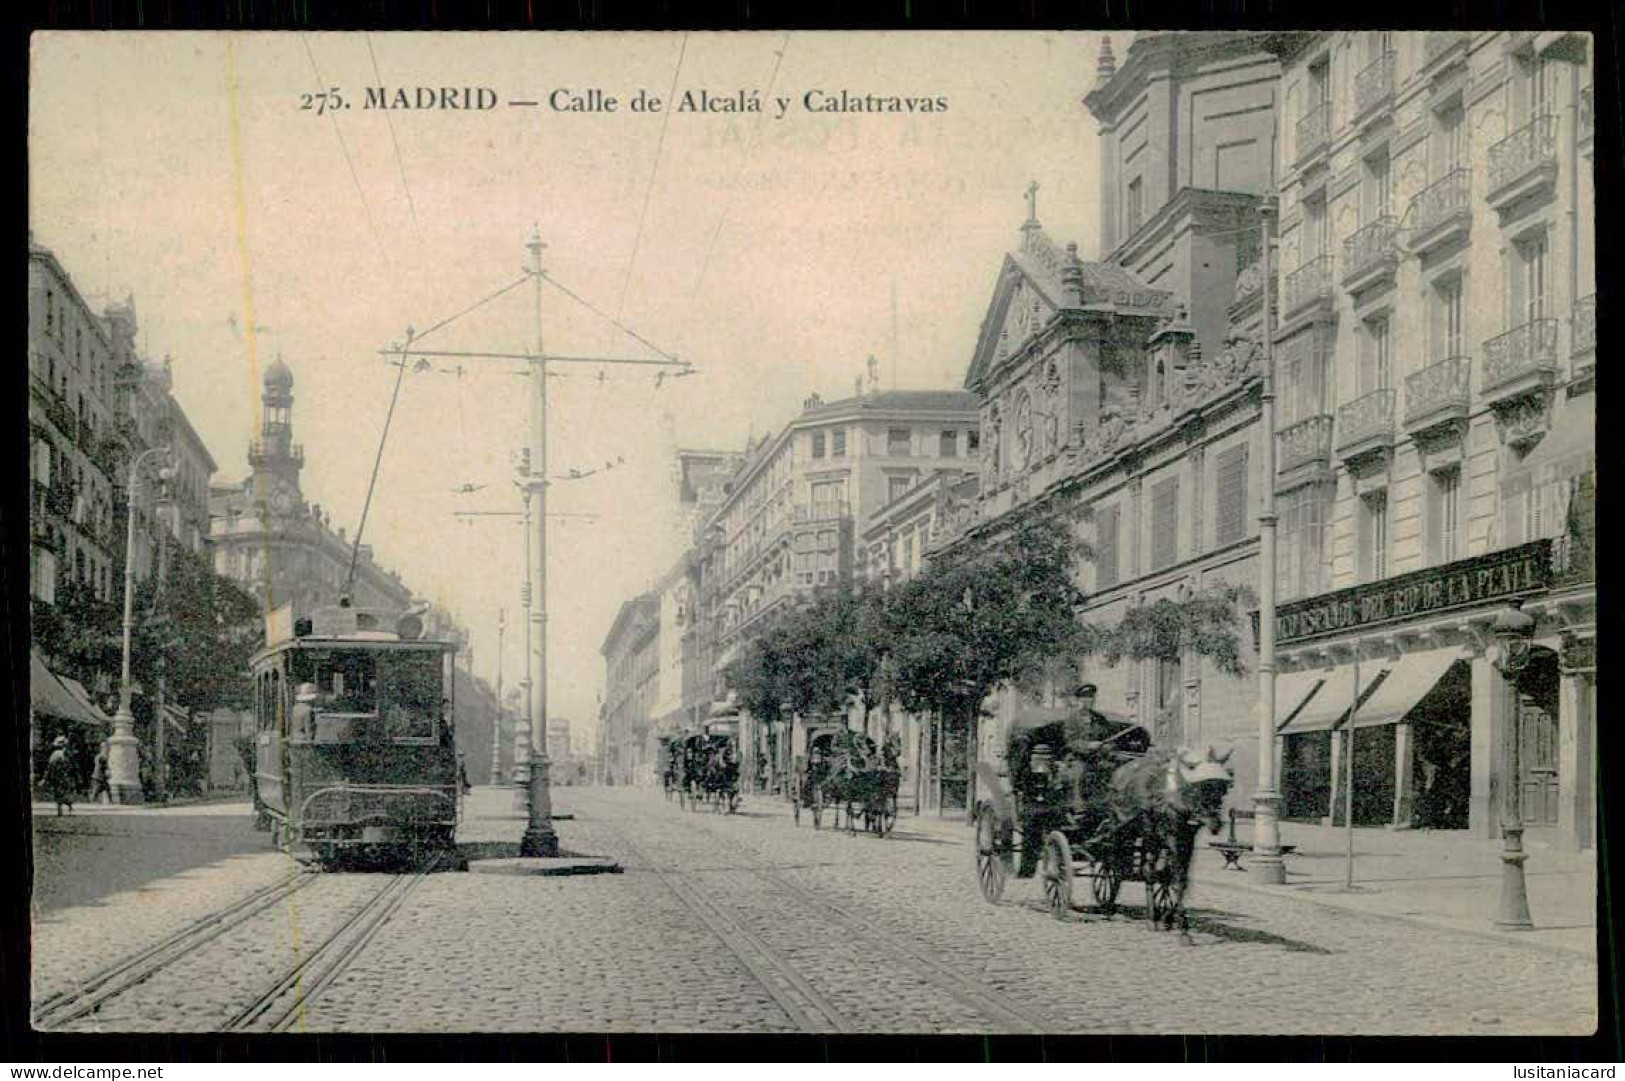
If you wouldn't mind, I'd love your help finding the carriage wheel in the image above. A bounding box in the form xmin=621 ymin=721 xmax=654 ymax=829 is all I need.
xmin=1040 ymin=831 xmax=1075 ymax=921
xmin=1145 ymin=836 xmax=1179 ymax=928
xmin=1090 ymin=859 xmax=1123 ymax=916
xmin=974 ymin=805 xmax=1010 ymax=904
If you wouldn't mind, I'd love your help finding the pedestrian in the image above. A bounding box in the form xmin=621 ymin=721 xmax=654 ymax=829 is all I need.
xmin=43 ymin=735 xmax=78 ymax=816
xmin=457 ymin=751 xmax=471 ymax=794
xmin=90 ymin=740 xmax=112 ymax=804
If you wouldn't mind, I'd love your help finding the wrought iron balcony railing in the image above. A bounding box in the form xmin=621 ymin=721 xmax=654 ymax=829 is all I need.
xmin=1482 ymin=319 xmax=1560 ymax=394
xmin=1283 ymin=254 xmax=1334 ymax=315
xmin=1408 ymin=168 xmax=1472 ymax=244
xmin=1277 ymin=414 xmax=1334 ymax=474
xmin=1404 ymin=356 xmax=1472 ymax=428
xmin=1296 ymin=103 xmax=1331 ymax=162
xmin=1572 ymin=294 xmax=1596 ymax=358
xmin=1354 ymin=52 xmax=1396 ymax=117
xmin=248 ymin=439 xmax=305 ymax=466
xmin=1341 ymin=216 xmax=1398 ymax=285
xmin=1337 ymin=389 xmax=1396 ymax=452
xmin=1487 ymin=114 xmax=1559 ymax=198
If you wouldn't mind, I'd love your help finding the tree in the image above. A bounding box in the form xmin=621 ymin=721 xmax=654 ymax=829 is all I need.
xmin=1099 ymin=583 xmax=1257 ymax=679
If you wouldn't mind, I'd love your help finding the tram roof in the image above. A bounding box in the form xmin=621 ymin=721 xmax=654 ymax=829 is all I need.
xmin=251 ymin=634 xmax=455 ymax=667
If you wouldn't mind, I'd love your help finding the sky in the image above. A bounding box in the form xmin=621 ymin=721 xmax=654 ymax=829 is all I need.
xmin=29 ymin=30 xmax=1115 ymax=749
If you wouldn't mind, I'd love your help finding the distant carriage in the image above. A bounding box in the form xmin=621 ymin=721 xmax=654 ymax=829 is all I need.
xmin=657 ymin=736 xmax=681 ymax=802
xmin=972 ymin=706 xmax=1234 ymax=936
xmin=250 ymin=603 xmax=461 ymax=870
xmin=791 ymin=726 xmax=900 ymax=837
xmin=676 ymin=726 xmax=740 ymax=813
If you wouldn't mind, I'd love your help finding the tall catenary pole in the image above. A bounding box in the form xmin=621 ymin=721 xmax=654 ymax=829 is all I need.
xmin=109 ymin=445 xmax=171 ymax=804
xmin=491 ymin=609 xmax=505 ymax=785
xmin=514 ymin=488 xmax=534 ymax=788
xmin=522 ymin=228 xmax=560 ymax=857
xmin=1251 ymin=199 xmax=1287 ymax=885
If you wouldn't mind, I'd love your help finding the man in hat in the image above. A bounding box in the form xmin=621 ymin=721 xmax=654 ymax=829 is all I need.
xmin=42 ymin=735 xmax=78 ymax=816
xmin=90 ymin=739 xmax=112 ymax=804
xmin=291 ymin=683 xmax=320 ymax=742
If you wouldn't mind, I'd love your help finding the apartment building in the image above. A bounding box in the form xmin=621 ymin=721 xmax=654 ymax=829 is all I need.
xmin=1263 ymin=31 xmax=1595 ymax=848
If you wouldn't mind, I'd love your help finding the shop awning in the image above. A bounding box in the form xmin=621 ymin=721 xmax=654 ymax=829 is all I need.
xmin=31 ymin=653 xmax=110 ymax=728
xmin=1274 ymin=668 xmax=1330 ymax=732
xmin=1277 ymin=664 xmax=1383 ymax=736
xmin=1339 ymin=649 xmax=1463 ymax=731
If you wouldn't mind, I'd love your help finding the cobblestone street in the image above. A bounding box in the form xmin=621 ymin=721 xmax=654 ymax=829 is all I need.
xmin=32 ymin=787 xmax=1597 ymax=1036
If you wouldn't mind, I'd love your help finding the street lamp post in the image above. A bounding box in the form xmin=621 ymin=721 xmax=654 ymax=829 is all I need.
xmin=109 ymin=445 xmax=173 ymax=804
xmin=1251 ymin=199 xmax=1288 ymax=885
xmin=1492 ymin=600 xmax=1537 ymax=929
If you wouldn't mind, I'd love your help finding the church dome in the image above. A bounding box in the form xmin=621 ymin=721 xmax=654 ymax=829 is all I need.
xmin=264 ymin=357 xmax=294 ymax=390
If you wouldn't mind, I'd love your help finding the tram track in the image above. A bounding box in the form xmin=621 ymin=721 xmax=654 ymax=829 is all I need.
xmin=32 ymin=870 xmax=321 ymax=1030
xmin=591 ymin=793 xmax=1054 ymax=1034
xmin=226 ymin=855 xmax=442 ymax=1033
xmin=677 ymin=803 xmax=1056 ymax=1033
xmin=592 ymin=821 xmax=852 ymax=1033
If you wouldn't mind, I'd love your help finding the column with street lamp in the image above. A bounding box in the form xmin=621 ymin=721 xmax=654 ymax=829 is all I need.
xmin=1250 ymin=199 xmax=1288 ymax=885
xmin=109 ymin=445 xmax=174 ymax=803
xmin=1491 ymin=600 xmax=1536 ymax=929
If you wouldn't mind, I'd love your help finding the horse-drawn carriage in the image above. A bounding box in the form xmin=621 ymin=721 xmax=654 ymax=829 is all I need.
xmin=791 ymin=725 xmax=901 ymax=836
xmin=973 ymin=705 xmax=1234 ymax=935
xmin=675 ymin=724 xmax=740 ymax=813
xmin=657 ymin=735 xmax=680 ymax=802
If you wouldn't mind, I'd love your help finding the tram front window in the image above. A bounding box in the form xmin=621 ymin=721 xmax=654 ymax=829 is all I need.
xmin=378 ymin=651 xmax=441 ymax=741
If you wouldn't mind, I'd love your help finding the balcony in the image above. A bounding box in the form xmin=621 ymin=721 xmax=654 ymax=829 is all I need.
xmin=1423 ymin=31 xmax=1469 ymax=73
xmin=248 ymin=439 xmax=305 ymax=468
xmin=1571 ymin=294 xmax=1596 ymax=374
xmin=1336 ymin=388 xmax=1396 ymax=464
xmin=1341 ymin=216 xmax=1399 ymax=293
xmin=1486 ymin=115 xmax=1559 ymax=212
xmin=1353 ymin=52 xmax=1395 ymax=122
xmin=1282 ymin=255 xmax=1334 ymax=321
xmin=1296 ymin=103 xmax=1331 ymax=167
xmin=1406 ymin=168 xmax=1472 ymax=255
xmin=1404 ymin=356 xmax=1472 ymax=437
xmin=1482 ymin=319 xmax=1560 ymax=408
xmin=1277 ymin=415 xmax=1334 ymax=476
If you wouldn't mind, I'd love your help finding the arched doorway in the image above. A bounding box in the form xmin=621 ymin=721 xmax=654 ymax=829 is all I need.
xmin=1514 ymin=646 xmax=1561 ymax=829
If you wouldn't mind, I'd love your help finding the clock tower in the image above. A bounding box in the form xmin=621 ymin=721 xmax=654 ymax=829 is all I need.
xmin=248 ymin=357 xmax=305 ymax=521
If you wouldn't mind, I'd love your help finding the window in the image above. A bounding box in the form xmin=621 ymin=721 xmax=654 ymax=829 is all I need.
xmin=903 ymin=531 xmax=916 ymax=570
xmin=888 ymin=475 xmax=913 ymax=503
xmin=1126 ymin=177 xmax=1144 ymax=234
xmin=887 ymin=428 xmax=911 ymax=456
xmin=1151 ymin=478 xmax=1179 ymax=571
xmin=1280 ymin=331 xmax=1328 ymax=427
xmin=831 ymin=428 xmax=846 ymax=457
xmin=1154 ymin=656 xmax=1181 ymax=713
xmin=1096 ymin=504 xmax=1119 ymax=589
xmin=1279 ymin=485 xmax=1331 ymax=600
xmin=1309 ymin=56 xmax=1330 ymax=114
xmin=1435 ymin=100 xmax=1465 ymax=178
xmin=1362 ymin=315 xmax=1392 ymax=393
xmin=1364 ymin=150 xmax=1391 ymax=220
xmin=939 ymin=430 xmax=958 ymax=457
xmin=967 ymin=429 xmax=981 ymax=454
xmin=1307 ymin=196 xmax=1330 ymax=262
xmin=1360 ymin=491 xmax=1390 ymax=582
xmin=1215 ymin=445 xmax=1250 ymax=548
xmin=1433 ymin=274 xmax=1465 ymax=358
xmin=1520 ymin=53 xmax=1555 ymax=125
xmin=1428 ymin=468 xmax=1462 ymax=564
xmin=811 ymin=431 xmax=825 ymax=459
xmin=1512 ymin=231 xmax=1549 ymax=326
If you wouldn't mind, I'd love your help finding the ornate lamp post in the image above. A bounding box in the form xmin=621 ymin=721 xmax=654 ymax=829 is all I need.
xmin=109 ymin=445 xmax=174 ymax=803
xmin=1491 ymin=600 xmax=1537 ymax=930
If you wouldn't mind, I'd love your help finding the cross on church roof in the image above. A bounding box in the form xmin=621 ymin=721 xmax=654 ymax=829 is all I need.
xmin=1025 ymin=180 xmax=1040 ymax=223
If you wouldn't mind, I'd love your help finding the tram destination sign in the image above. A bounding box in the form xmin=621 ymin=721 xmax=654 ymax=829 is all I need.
xmin=1270 ymin=540 xmax=1551 ymax=647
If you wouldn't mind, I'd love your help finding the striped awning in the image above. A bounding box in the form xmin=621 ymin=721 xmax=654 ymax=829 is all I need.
xmin=31 ymin=653 xmax=110 ymax=728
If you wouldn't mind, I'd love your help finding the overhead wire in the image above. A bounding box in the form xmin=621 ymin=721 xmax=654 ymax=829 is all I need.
xmin=365 ymin=34 xmax=423 ymax=245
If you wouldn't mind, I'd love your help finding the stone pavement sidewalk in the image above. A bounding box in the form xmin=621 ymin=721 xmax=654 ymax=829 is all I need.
xmin=770 ymin=794 xmax=1599 ymax=960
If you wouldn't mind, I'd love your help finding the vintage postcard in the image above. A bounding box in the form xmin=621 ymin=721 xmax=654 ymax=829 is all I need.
xmin=26 ymin=30 xmax=1597 ymax=1036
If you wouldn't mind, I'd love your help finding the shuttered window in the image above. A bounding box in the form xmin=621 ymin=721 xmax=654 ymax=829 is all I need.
xmin=1151 ymin=478 xmax=1179 ymax=571
xmin=1096 ymin=504 xmax=1119 ymax=589
xmin=1215 ymin=445 xmax=1249 ymax=548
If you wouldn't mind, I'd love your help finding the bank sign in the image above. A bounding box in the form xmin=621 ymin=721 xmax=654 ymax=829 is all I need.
xmin=1273 ymin=540 xmax=1551 ymax=646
